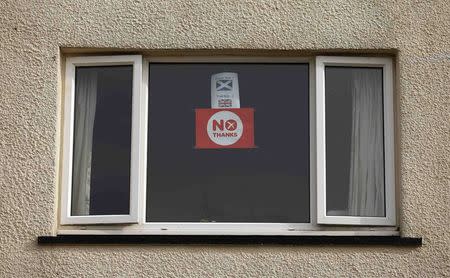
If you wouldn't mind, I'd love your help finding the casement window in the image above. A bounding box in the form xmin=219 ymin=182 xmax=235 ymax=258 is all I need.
xmin=316 ymin=56 xmax=395 ymax=226
xmin=60 ymin=55 xmax=396 ymax=234
xmin=61 ymin=55 xmax=143 ymax=224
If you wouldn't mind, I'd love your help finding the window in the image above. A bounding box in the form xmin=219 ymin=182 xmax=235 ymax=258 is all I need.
xmin=316 ymin=56 xmax=395 ymax=225
xmin=60 ymin=55 xmax=396 ymax=234
xmin=147 ymin=63 xmax=310 ymax=223
xmin=61 ymin=55 xmax=143 ymax=224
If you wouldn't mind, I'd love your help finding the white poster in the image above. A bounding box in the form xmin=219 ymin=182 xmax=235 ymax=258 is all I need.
xmin=211 ymin=72 xmax=240 ymax=108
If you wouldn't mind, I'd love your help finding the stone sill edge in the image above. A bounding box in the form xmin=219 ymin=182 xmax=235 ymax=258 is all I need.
xmin=37 ymin=235 xmax=422 ymax=246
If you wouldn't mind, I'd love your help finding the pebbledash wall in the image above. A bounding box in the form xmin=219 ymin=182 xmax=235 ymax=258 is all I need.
xmin=1 ymin=0 xmax=449 ymax=277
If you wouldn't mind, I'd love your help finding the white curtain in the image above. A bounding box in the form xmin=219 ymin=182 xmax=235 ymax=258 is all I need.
xmin=347 ymin=69 xmax=385 ymax=217
xmin=72 ymin=69 xmax=98 ymax=216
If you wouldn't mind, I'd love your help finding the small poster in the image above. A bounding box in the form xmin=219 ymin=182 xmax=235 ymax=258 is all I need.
xmin=211 ymin=72 xmax=240 ymax=108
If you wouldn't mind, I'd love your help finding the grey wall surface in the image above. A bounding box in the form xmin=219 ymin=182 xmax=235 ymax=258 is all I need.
xmin=0 ymin=0 xmax=449 ymax=277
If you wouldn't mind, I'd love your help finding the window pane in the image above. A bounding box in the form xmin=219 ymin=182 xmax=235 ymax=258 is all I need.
xmin=147 ymin=63 xmax=310 ymax=223
xmin=71 ymin=66 xmax=133 ymax=216
xmin=325 ymin=67 xmax=385 ymax=217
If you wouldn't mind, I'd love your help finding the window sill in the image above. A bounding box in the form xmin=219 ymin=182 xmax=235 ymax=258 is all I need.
xmin=38 ymin=235 xmax=422 ymax=246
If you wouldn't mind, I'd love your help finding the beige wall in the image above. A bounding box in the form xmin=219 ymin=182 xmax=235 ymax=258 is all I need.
xmin=1 ymin=0 xmax=449 ymax=276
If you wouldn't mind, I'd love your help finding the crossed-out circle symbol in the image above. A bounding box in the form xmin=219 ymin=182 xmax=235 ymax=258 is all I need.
xmin=225 ymin=119 xmax=237 ymax=131
xmin=206 ymin=111 xmax=243 ymax=146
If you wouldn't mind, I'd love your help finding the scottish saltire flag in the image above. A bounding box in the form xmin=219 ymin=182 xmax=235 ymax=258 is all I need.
xmin=216 ymin=79 xmax=233 ymax=91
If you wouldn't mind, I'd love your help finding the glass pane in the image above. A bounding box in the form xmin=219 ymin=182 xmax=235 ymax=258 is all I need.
xmin=325 ymin=67 xmax=385 ymax=217
xmin=71 ymin=66 xmax=133 ymax=216
xmin=147 ymin=63 xmax=310 ymax=223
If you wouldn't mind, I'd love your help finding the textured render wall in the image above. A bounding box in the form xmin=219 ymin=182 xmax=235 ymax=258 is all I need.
xmin=0 ymin=0 xmax=449 ymax=276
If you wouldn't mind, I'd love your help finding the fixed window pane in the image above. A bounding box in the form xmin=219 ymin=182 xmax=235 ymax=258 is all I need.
xmin=147 ymin=63 xmax=310 ymax=223
xmin=325 ymin=67 xmax=385 ymax=217
xmin=71 ymin=66 xmax=133 ymax=216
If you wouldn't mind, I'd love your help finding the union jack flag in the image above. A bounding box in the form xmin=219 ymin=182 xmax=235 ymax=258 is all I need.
xmin=218 ymin=99 xmax=232 ymax=107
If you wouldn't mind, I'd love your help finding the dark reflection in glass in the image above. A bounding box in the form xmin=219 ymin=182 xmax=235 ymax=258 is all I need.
xmin=147 ymin=64 xmax=310 ymax=223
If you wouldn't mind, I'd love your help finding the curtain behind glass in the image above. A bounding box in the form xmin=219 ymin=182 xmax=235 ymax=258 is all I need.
xmin=347 ymin=69 xmax=385 ymax=217
xmin=325 ymin=67 xmax=385 ymax=217
xmin=71 ymin=69 xmax=98 ymax=216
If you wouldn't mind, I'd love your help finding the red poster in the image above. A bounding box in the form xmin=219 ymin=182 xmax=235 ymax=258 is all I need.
xmin=195 ymin=108 xmax=255 ymax=149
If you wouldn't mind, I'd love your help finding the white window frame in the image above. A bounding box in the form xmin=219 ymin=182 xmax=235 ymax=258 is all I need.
xmin=60 ymin=55 xmax=143 ymax=224
xmin=315 ymin=56 xmax=396 ymax=226
xmin=140 ymin=57 xmax=317 ymax=234
xmin=58 ymin=55 xmax=398 ymax=235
